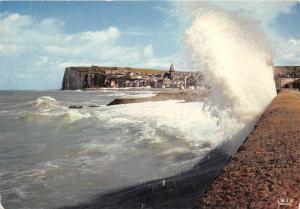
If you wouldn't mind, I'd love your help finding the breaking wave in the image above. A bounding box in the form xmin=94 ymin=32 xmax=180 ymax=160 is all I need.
xmin=19 ymin=96 xmax=91 ymax=124
xmin=29 ymin=96 xmax=57 ymax=107
xmin=183 ymin=4 xmax=276 ymax=150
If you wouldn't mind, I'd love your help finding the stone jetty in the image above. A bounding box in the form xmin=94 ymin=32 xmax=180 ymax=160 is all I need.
xmin=107 ymin=90 xmax=210 ymax=106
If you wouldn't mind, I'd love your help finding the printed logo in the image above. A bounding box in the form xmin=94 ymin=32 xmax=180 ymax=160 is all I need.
xmin=277 ymin=197 xmax=295 ymax=207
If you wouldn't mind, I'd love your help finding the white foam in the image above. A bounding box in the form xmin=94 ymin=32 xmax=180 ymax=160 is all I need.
xmin=184 ymin=6 xmax=276 ymax=122
xmin=0 ymin=194 xmax=4 ymax=209
xmin=99 ymin=100 xmax=241 ymax=152
xmin=30 ymin=96 xmax=57 ymax=107
xmin=16 ymin=96 xmax=92 ymax=124
xmin=120 ymin=93 xmax=157 ymax=99
xmin=62 ymin=111 xmax=91 ymax=123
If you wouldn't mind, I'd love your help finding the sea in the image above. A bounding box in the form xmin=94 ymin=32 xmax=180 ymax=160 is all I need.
xmin=0 ymin=89 xmax=231 ymax=209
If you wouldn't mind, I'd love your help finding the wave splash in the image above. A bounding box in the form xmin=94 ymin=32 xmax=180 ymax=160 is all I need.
xmin=183 ymin=5 xmax=276 ymax=150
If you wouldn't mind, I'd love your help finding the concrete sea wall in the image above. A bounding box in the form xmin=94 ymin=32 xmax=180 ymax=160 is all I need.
xmin=197 ymin=90 xmax=300 ymax=209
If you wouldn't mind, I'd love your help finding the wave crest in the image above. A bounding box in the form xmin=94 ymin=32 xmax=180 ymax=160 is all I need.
xmin=30 ymin=96 xmax=57 ymax=108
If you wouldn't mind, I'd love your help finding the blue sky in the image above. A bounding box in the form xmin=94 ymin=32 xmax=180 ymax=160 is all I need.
xmin=0 ymin=1 xmax=300 ymax=90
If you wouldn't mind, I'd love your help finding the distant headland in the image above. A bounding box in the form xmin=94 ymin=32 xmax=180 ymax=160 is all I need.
xmin=61 ymin=65 xmax=300 ymax=91
xmin=61 ymin=65 xmax=204 ymax=90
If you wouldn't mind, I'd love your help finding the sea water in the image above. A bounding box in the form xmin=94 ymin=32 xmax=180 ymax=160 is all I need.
xmin=0 ymin=89 xmax=224 ymax=208
xmin=0 ymin=90 xmax=221 ymax=209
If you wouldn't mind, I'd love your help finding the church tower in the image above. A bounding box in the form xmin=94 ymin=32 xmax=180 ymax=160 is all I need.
xmin=169 ymin=63 xmax=175 ymax=80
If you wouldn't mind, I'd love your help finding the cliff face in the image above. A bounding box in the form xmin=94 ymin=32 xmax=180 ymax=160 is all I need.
xmin=61 ymin=66 xmax=166 ymax=90
xmin=62 ymin=66 xmax=127 ymax=90
xmin=62 ymin=67 xmax=87 ymax=90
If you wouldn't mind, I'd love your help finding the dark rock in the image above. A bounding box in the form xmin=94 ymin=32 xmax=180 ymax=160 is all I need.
xmin=107 ymin=97 xmax=152 ymax=106
xmin=69 ymin=105 xmax=100 ymax=109
xmin=69 ymin=105 xmax=84 ymax=109
xmin=88 ymin=105 xmax=100 ymax=108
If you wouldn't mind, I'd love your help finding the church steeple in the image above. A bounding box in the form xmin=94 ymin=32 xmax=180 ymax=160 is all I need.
xmin=169 ymin=64 xmax=175 ymax=80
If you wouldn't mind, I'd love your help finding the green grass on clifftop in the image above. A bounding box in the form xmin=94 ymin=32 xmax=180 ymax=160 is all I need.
xmin=125 ymin=68 xmax=167 ymax=74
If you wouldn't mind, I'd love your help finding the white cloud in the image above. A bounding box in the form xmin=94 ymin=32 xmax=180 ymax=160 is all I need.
xmin=211 ymin=1 xmax=296 ymax=23
xmin=277 ymin=37 xmax=300 ymax=65
xmin=40 ymin=18 xmax=65 ymax=30
xmin=0 ymin=13 xmax=171 ymax=89
xmin=80 ymin=27 xmax=120 ymax=42
xmin=144 ymin=45 xmax=154 ymax=58
xmin=34 ymin=56 xmax=48 ymax=66
xmin=121 ymin=30 xmax=153 ymax=36
xmin=0 ymin=43 xmax=22 ymax=54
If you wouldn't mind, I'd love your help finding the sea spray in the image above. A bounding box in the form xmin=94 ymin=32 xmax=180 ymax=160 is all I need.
xmin=183 ymin=4 xmax=276 ymax=151
xmin=185 ymin=6 xmax=276 ymax=121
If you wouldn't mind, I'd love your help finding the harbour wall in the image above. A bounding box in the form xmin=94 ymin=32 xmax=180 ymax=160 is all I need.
xmin=196 ymin=89 xmax=300 ymax=209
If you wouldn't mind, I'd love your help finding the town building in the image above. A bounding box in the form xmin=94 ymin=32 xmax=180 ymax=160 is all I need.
xmin=274 ymin=66 xmax=300 ymax=90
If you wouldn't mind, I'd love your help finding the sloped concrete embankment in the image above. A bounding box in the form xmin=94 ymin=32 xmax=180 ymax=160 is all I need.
xmin=196 ymin=90 xmax=300 ymax=209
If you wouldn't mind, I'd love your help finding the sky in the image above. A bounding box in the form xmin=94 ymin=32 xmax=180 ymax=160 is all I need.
xmin=0 ymin=1 xmax=300 ymax=90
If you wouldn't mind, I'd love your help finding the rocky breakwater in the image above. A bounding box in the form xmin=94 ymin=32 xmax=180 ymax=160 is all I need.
xmin=196 ymin=89 xmax=300 ymax=209
xmin=107 ymin=90 xmax=210 ymax=106
xmin=67 ymin=90 xmax=210 ymax=109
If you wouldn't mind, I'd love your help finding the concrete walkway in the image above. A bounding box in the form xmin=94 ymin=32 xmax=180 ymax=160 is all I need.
xmin=196 ymin=90 xmax=300 ymax=209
